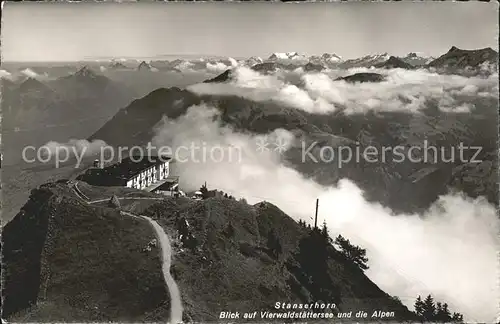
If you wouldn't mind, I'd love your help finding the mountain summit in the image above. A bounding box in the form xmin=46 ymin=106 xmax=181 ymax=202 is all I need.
xmin=321 ymin=53 xmax=342 ymax=62
xmin=268 ymin=52 xmax=306 ymax=61
xmin=374 ymin=56 xmax=414 ymax=69
xmin=18 ymin=77 xmax=50 ymax=93
xmin=109 ymin=61 xmax=127 ymax=69
xmin=203 ymin=69 xmax=233 ymax=83
xmin=74 ymin=66 xmax=98 ymax=79
xmin=338 ymin=53 xmax=391 ymax=69
xmin=59 ymin=66 xmax=112 ymax=90
xmin=400 ymin=53 xmax=434 ymax=67
xmin=427 ymin=46 xmax=498 ymax=70
xmin=137 ymin=61 xmax=153 ymax=71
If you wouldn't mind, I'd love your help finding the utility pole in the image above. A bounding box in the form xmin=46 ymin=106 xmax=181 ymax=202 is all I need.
xmin=314 ymin=198 xmax=319 ymax=229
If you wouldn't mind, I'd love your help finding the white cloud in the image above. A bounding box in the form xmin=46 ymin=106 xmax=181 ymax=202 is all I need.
xmin=206 ymin=61 xmax=229 ymax=73
xmin=228 ymin=57 xmax=239 ymax=67
xmin=187 ymin=66 xmax=498 ymax=115
xmin=152 ymin=104 xmax=499 ymax=323
xmin=0 ymin=69 xmax=14 ymax=80
xmin=20 ymin=68 xmax=44 ymax=79
xmin=176 ymin=60 xmax=195 ymax=72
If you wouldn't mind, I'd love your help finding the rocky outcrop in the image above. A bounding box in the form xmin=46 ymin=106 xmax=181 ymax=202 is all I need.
xmin=335 ymin=72 xmax=385 ymax=83
xmin=2 ymin=187 xmax=54 ymax=318
xmin=2 ymin=183 xmax=168 ymax=322
xmin=303 ymin=62 xmax=325 ymax=72
xmin=427 ymin=46 xmax=498 ymax=70
xmin=374 ymin=56 xmax=414 ymax=69
xmin=203 ymin=69 xmax=232 ymax=83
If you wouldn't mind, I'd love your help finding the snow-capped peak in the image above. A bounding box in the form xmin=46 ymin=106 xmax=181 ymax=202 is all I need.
xmin=369 ymin=53 xmax=390 ymax=61
xmin=0 ymin=69 xmax=13 ymax=81
xmin=401 ymin=52 xmax=435 ymax=66
xmin=354 ymin=53 xmax=390 ymax=62
xmin=110 ymin=61 xmax=127 ymax=69
xmin=137 ymin=61 xmax=152 ymax=71
xmin=321 ymin=53 xmax=343 ymax=62
xmin=244 ymin=56 xmax=264 ymax=66
xmin=405 ymin=52 xmax=419 ymax=58
xmin=74 ymin=66 xmax=96 ymax=78
xmin=403 ymin=52 xmax=433 ymax=59
xmin=339 ymin=53 xmax=391 ymax=68
xmin=268 ymin=52 xmax=305 ymax=61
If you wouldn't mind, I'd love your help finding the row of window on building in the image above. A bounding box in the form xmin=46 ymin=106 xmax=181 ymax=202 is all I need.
xmin=126 ymin=161 xmax=170 ymax=190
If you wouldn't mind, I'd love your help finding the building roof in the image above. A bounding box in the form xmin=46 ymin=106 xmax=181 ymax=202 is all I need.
xmin=78 ymin=155 xmax=171 ymax=186
xmin=152 ymin=179 xmax=179 ymax=192
xmin=101 ymin=155 xmax=171 ymax=181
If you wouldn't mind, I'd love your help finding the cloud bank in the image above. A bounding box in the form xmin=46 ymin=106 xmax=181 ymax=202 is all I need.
xmin=206 ymin=61 xmax=229 ymax=74
xmin=188 ymin=66 xmax=498 ymax=115
xmin=0 ymin=69 xmax=14 ymax=80
xmin=42 ymin=139 xmax=107 ymax=159
xmin=20 ymin=68 xmax=49 ymax=80
xmin=152 ymin=104 xmax=499 ymax=323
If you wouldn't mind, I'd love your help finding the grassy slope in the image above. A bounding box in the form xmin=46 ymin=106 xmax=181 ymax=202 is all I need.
xmin=4 ymin=183 xmax=169 ymax=322
xmin=143 ymin=197 xmax=414 ymax=322
xmin=4 ymin=182 xmax=413 ymax=322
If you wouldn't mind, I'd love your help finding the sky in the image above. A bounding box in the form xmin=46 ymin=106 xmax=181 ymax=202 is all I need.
xmin=1 ymin=1 xmax=498 ymax=62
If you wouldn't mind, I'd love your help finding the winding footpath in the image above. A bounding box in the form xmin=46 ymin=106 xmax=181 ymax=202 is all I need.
xmin=70 ymin=182 xmax=183 ymax=323
xmin=122 ymin=211 xmax=184 ymax=324
xmin=144 ymin=216 xmax=184 ymax=323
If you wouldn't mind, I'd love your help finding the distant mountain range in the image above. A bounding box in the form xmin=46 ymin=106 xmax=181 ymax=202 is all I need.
xmin=147 ymin=47 xmax=497 ymax=74
xmin=4 ymin=47 xmax=492 ymax=80
xmin=2 ymin=66 xmax=135 ymax=163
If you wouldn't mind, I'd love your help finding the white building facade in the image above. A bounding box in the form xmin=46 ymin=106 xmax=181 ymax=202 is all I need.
xmin=126 ymin=160 xmax=170 ymax=190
